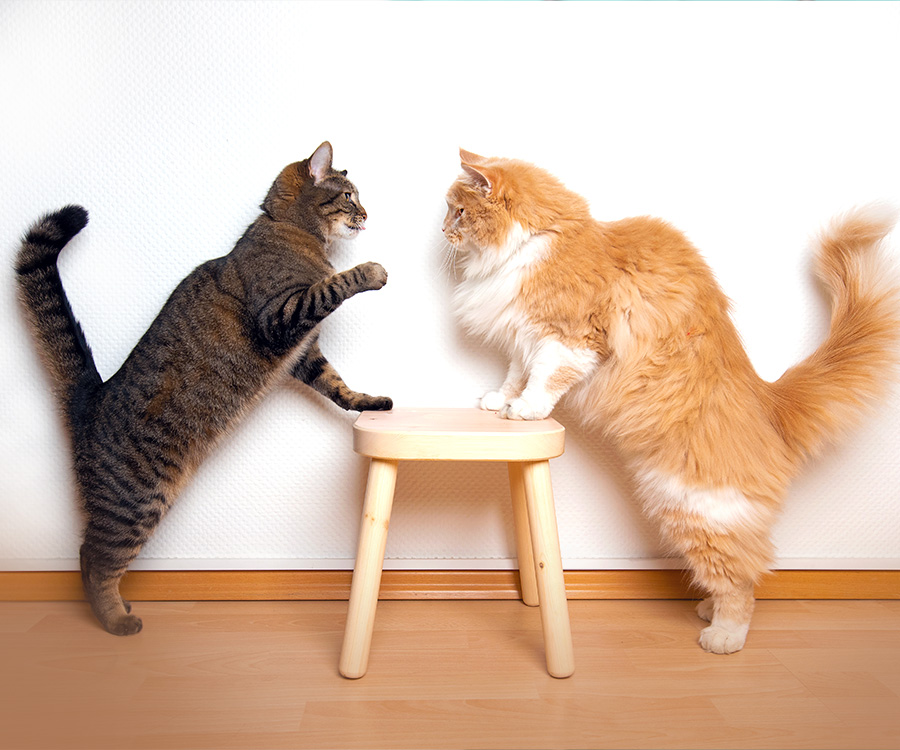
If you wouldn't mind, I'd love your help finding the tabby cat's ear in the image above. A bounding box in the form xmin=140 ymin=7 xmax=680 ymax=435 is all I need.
xmin=461 ymin=163 xmax=492 ymax=194
xmin=309 ymin=141 xmax=334 ymax=184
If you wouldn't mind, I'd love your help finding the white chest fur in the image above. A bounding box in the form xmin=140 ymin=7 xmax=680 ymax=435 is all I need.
xmin=451 ymin=225 xmax=550 ymax=350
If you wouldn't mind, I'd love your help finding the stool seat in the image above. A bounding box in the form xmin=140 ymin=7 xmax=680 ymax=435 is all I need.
xmin=353 ymin=407 xmax=565 ymax=461
xmin=340 ymin=407 xmax=575 ymax=680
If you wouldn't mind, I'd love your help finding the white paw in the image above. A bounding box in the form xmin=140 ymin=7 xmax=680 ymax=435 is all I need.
xmin=499 ymin=397 xmax=551 ymax=421
xmin=480 ymin=391 xmax=506 ymax=412
xmin=696 ymin=599 xmax=714 ymax=622
xmin=699 ymin=623 xmax=748 ymax=654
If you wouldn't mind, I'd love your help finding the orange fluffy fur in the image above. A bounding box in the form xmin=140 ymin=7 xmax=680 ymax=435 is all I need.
xmin=443 ymin=149 xmax=900 ymax=653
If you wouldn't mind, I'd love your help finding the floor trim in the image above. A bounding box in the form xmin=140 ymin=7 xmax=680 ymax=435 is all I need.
xmin=1 ymin=569 xmax=898 ymax=601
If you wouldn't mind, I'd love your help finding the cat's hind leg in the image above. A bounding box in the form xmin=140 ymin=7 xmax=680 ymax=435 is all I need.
xmin=80 ymin=543 xmax=142 ymax=636
xmin=696 ymin=597 xmax=714 ymax=622
xmin=696 ymin=583 xmax=755 ymax=655
xmin=79 ymin=489 xmax=170 ymax=635
xmin=682 ymin=519 xmax=771 ymax=654
xmin=640 ymin=474 xmax=774 ymax=654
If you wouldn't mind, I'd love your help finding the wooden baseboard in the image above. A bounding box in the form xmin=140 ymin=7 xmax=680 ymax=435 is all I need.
xmin=1 ymin=569 xmax=897 ymax=602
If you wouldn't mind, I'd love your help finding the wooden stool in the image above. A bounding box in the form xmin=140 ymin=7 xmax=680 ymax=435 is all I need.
xmin=339 ymin=407 xmax=574 ymax=679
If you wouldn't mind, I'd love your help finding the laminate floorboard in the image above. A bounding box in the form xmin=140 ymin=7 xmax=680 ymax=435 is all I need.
xmin=1 ymin=599 xmax=898 ymax=750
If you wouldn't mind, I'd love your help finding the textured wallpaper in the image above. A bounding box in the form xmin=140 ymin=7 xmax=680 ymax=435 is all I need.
xmin=2 ymin=1 xmax=899 ymax=570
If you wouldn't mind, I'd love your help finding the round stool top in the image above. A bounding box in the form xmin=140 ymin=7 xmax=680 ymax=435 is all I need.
xmin=353 ymin=407 xmax=565 ymax=461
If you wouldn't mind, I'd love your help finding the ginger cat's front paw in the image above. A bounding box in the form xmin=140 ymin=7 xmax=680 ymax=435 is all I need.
xmin=499 ymin=396 xmax=551 ymax=421
xmin=480 ymin=391 xmax=506 ymax=411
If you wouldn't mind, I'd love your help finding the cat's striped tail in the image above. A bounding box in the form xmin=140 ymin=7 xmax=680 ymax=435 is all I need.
xmin=16 ymin=206 xmax=101 ymax=424
xmin=765 ymin=205 xmax=900 ymax=461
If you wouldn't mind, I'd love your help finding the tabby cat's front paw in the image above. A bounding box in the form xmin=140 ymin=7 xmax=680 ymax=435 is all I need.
xmin=354 ymin=394 xmax=393 ymax=412
xmin=499 ymin=396 xmax=552 ymax=421
xmin=356 ymin=261 xmax=388 ymax=291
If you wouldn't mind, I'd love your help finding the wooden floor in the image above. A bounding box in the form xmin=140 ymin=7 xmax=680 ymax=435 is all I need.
xmin=2 ymin=599 xmax=899 ymax=750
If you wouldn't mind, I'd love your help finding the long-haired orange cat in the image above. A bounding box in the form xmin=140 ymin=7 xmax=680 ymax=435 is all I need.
xmin=442 ymin=149 xmax=900 ymax=653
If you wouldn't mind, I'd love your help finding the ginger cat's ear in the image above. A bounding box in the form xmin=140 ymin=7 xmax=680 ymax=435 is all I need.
xmin=459 ymin=148 xmax=487 ymax=165
xmin=462 ymin=163 xmax=492 ymax=193
xmin=309 ymin=141 xmax=334 ymax=184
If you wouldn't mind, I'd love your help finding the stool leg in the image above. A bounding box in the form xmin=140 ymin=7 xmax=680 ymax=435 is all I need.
xmin=522 ymin=460 xmax=575 ymax=678
xmin=508 ymin=463 xmax=539 ymax=607
xmin=340 ymin=458 xmax=398 ymax=679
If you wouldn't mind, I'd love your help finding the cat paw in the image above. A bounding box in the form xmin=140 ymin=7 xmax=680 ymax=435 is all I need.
xmin=104 ymin=613 xmax=143 ymax=636
xmin=357 ymin=262 xmax=388 ymax=291
xmin=499 ymin=397 xmax=551 ymax=421
xmin=699 ymin=623 xmax=748 ymax=654
xmin=696 ymin=598 xmax=714 ymax=622
xmin=356 ymin=395 xmax=392 ymax=411
xmin=480 ymin=391 xmax=506 ymax=411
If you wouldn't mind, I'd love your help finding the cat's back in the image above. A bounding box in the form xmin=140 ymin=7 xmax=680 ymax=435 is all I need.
xmin=589 ymin=214 xmax=727 ymax=316
xmin=100 ymin=255 xmax=259 ymax=407
xmin=530 ymin=211 xmax=738 ymax=362
xmin=125 ymin=214 xmax=334 ymax=384
xmin=595 ymin=214 xmax=710 ymax=276
xmin=528 ymin=213 xmax=715 ymax=310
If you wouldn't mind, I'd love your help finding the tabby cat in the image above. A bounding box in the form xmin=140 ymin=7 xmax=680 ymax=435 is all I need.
xmin=16 ymin=142 xmax=392 ymax=635
xmin=443 ymin=148 xmax=900 ymax=654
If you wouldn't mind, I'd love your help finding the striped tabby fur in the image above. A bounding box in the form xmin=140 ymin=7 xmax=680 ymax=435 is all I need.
xmin=15 ymin=142 xmax=392 ymax=635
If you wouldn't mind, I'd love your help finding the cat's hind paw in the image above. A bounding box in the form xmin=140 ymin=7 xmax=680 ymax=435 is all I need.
xmin=696 ymin=598 xmax=714 ymax=622
xmin=699 ymin=622 xmax=748 ymax=654
xmin=102 ymin=613 xmax=143 ymax=637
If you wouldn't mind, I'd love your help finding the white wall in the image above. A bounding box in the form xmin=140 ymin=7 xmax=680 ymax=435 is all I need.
xmin=2 ymin=0 xmax=899 ymax=572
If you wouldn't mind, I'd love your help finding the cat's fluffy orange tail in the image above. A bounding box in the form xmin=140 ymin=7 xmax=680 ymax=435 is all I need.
xmin=766 ymin=205 xmax=900 ymax=461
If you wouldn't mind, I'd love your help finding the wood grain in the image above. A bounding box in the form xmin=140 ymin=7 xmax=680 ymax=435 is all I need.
xmin=2 ymin=599 xmax=899 ymax=749
xmin=340 ymin=458 xmax=399 ymax=678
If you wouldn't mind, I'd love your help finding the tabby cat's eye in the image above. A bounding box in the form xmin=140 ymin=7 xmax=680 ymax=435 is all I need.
xmin=345 ymin=192 xmax=352 ymax=200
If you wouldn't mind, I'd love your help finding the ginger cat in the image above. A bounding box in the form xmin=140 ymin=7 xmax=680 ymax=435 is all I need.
xmin=442 ymin=148 xmax=900 ymax=653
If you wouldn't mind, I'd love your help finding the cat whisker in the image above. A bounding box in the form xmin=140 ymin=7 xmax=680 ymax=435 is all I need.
xmin=442 ymin=244 xmax=461 ymax=277
xmin=431 ymin=236 xmax=459 ymax=276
